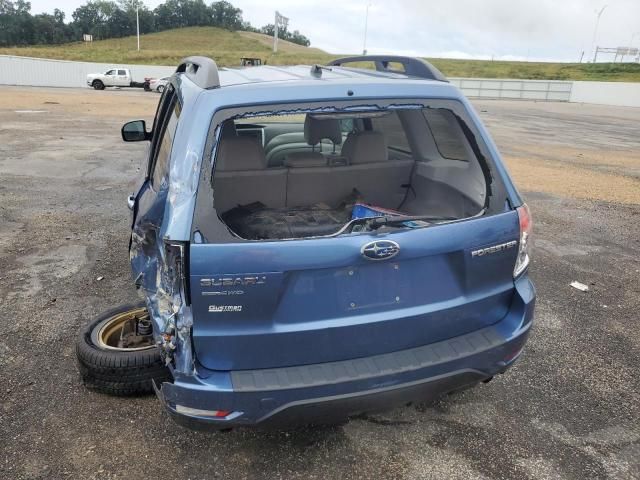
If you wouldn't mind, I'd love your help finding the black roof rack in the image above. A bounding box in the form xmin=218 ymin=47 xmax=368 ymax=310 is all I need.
xmin=176 ymin=56 xmax=220 ymax=89
xmin=327 ymin=55 xmax=448 ymax=82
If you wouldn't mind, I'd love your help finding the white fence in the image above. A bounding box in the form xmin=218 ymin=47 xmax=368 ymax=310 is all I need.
xmin=0 ymin=55 xmax=175 ymax=88
xmin=1 ymin=55 xmax=639 ymax=107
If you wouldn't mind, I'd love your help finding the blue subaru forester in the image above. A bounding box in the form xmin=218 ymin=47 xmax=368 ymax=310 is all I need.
xmin=77 ymin=55 xmax=534 ymax=430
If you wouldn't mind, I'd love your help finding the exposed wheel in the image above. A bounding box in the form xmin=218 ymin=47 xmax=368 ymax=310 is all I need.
xmin=76 ymin=302 xmax=171 ymax=396
xmin=157 ymin=84 xmax=165 ymax=93
xmin=92 ymin=80 xmax=105 ymax=90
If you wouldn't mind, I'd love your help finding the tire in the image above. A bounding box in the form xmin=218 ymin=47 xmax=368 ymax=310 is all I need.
xmin=157 ymin=84 xmax=165 ymax=93
xmin=92 ymin=80 xmax=105 ymax=90
xmin=76 ymin=302 xmax=171 ymax=396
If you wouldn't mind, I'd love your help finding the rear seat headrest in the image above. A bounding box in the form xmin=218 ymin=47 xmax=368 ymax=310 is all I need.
xmin=342 ymin=131 xmax=388 ymax=164
xmin=304 ymin=115 xmax=342 ymax=146
xmin=216 ymin=137 xmax=267 ymax=171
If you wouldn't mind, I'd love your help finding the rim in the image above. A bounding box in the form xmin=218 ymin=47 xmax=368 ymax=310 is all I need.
xmin=96 ymin=307 xmax=156 ymax=351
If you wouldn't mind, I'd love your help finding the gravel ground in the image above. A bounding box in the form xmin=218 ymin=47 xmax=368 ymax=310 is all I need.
xmin=0 ymin=87 xmax=638 ymax=480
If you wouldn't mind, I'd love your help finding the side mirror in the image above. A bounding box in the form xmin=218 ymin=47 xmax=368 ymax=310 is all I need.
xmin=121 ymin=120 xmax=151 ymax=142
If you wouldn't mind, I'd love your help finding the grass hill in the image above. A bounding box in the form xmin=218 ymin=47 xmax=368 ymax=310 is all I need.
xmin=1 ymin=26 xmax=639 ymax=82
xmin=0 ymin=27 xmax=331 ymax=68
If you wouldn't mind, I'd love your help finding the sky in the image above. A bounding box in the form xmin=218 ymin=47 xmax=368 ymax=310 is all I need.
xmin=28 ymin=0 xmax=640 ymax=62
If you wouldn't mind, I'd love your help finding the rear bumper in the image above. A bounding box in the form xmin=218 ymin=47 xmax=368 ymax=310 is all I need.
xmin=155 ymin=276 xmax=535 ymax=430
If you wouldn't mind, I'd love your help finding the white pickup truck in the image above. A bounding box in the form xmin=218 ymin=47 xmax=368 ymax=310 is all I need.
xmin=86 ymin=68 xmax=151 ymax=91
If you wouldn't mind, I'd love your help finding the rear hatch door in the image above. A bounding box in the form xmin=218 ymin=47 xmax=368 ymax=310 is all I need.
xmin=190 ymin=211 xmax=519 ymax=370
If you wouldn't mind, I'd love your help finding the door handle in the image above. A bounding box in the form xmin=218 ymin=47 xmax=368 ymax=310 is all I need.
xmin=127 ymin=195 xmax=135 ymax=211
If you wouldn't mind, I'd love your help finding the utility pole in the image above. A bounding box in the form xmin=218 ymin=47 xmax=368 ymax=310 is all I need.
xmin=591 ymin=5 xmax=607 ymax=63
xmin=362 ymin=0 xmax=371 ymax=55
xmin=136 ymin=3 xmax=140 ymax=51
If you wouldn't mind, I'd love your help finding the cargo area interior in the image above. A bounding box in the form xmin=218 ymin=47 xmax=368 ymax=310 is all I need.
xmin=211 ymin=108 xmax=488 ymax=240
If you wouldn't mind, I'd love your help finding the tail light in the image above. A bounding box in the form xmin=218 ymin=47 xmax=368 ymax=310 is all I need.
xmin=174 ymin=405 xmax=235 ymax=419
xmin=513 ymin=204 xmax=532 ymax=277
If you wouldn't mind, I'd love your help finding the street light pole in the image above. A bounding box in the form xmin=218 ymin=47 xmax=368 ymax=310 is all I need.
xmin=136 ymin=4 xmax=140 ymax=51
xmin=362 ymin=1 xmax=371 ymax=55
xmin=591 ymin=4 xmax=607 ymax=63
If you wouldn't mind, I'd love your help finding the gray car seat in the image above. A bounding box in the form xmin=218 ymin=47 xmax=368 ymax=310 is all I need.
xmin=267 ymin=115 xmax=342 ymax=167
xmin=213 ymin=120 xmax=287 ymax=212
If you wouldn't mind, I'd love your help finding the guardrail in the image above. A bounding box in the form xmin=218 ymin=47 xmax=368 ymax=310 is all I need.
xmin=449 ymin=77 xmax=573 ymax=102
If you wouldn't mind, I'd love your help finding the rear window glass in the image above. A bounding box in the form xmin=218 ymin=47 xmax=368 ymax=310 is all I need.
xmin=423 ymin=109 xmax=469 ymax=161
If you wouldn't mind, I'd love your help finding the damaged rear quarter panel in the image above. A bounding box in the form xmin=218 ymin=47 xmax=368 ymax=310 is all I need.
xmin=129 ymin=78 xmax=209 ymax=374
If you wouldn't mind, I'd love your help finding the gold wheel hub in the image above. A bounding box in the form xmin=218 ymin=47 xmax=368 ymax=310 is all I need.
xmin=97 ymin=307 xmax=156 ymax=351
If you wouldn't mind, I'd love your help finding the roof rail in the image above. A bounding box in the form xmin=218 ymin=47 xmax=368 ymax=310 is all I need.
xmin=176 ymin=56 xmax=220 ymax=89
xmin=327 ymin=55 xmax=448 ymax=82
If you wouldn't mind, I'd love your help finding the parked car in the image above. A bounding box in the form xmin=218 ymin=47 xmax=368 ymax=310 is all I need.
xmin=149 ymin=77 xmax=170 ymax=93
xmin=86 ymin=68 xmax=150 ymax=91
xmin=76 ymin=55 xmax=535 ymax=430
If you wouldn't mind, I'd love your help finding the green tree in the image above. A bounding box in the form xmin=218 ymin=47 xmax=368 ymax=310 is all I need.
xmin=0 ymin=0 xmax=35 ymax=46
xmin=71 ymin=1 xmax=120 ymax=40
xmin=210 ymin=1 xmax=242 ymax=30
xmin=107 ymin=7 xmax=134 ymax=37
xmin=260 ymin=23 xmax=311 ymax=47
xmin=0 ymin=0 xmax=313 ymax=48
xmin=115 ymin=0 xmax=155 ymax=34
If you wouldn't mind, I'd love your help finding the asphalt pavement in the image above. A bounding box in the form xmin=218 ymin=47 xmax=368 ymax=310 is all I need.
xmin=0 ymin=87 xmax=638 ymax=480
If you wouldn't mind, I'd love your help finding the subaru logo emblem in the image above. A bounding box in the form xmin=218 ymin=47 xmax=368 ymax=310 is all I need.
xmin=361 ymin=240 xmax=400 ymax=261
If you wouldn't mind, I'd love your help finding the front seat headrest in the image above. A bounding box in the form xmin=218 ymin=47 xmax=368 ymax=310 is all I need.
xmin=304 ymin=115 xmax=342 ymax=146
xmin=216 ymin=137 xmax=266 ymax=171
xmin=342 ymin=131 xmax=388 ymax=164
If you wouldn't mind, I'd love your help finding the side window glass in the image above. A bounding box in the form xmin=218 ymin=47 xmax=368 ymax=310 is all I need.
xmin=371 ymin=112 xmax=412 ymax=153
xmin=105 ymin=70 xmax=115 ymax=75
xmin=151 ymin=101 xmax=181 ymax=189
xmin=118 ymin=70 xmax=126 ymax=75
xmin=339 ymin=119 xmax=354 ymax=133
xmin=423 ymin=109 xmax=469 ymax=161
xmin=147 ymin=85 xmax=175 ymax=174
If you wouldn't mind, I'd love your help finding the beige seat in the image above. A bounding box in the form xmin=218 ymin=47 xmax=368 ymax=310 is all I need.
xmin=341 ymin=130 xmax=388 ymax=164
xmin=214 ymin=122 xmax=414 ymax=213
xmin=213 ymin=123 xmax=287 ymax=213
xmin=286 ymin=130 xmax=414 ymax=208
xmin=281 ymin=116 xmax=343 ymax=167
